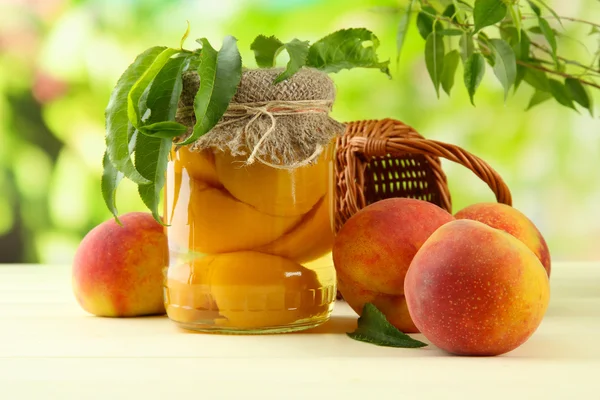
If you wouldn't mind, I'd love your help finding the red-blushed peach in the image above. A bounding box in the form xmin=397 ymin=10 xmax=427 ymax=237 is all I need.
xmin=404 ymin=219 xmax=550 ymax=356
xmin=332 ymin=198 xmax=454 ymax=332
xmin=454 ymin=202 xmax=551 ymax=277
xmin=72 ymin=212 xmax=169 ymax=317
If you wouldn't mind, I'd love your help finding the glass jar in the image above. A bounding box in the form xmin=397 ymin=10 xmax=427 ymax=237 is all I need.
xmin=162 ymin=140 xmax=337 ymax=333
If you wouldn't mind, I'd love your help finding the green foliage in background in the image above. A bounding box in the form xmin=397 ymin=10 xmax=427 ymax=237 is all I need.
xmin=392 ymin=0 xmax=599 ymax=114
xmin=0 ymin=0 xmax=599 ymax=264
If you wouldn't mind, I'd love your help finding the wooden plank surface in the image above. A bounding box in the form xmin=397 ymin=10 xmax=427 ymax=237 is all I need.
xmin=0 ymin=262 xmax=599 ymax=399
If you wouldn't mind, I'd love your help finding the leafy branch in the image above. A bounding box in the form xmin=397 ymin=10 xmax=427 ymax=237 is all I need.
xmin=394 ymin=0 xmax=599 ymax=115
xmin=526 ymin=40 xmax=600 ymax=76
xmin=518 ymin=59 xmax=600 ymax=90
xmin=102 ymin=28 xmax=390 ymax=223
xmin=521 ymin=14 xmax=600 ymax=29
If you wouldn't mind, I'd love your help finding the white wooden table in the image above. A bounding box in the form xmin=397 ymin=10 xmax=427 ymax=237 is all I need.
xmin=1 ymin=263 xmax=599 ymax=399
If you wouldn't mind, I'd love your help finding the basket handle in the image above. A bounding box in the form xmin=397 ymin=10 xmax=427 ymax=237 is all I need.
xmin=348 ymin=136 xmax=513 ymax=207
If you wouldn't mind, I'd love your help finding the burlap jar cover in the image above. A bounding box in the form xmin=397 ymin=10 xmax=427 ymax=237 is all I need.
xmin=175 ymin=67 xmax=345 ymax=168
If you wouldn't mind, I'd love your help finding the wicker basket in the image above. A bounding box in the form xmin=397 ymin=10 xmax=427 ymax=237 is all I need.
xmin=335 ymin=118 xmax=513 ymax=232
xmin=333 ymin=118 xmax=513 ymax=300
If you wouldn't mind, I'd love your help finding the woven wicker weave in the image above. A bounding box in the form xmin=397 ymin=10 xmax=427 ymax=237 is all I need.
xmin=335 ymin=118 xmax=513 ymax=232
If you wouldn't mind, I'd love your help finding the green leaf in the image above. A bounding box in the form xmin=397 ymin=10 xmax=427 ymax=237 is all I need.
xmin=548 ymin=79 xmax=576 ymax=110
xmin=102 ymin=125 xmax=139 ymax=221
xmin=132 ymin=53 xmax=196 ymax=222
xmin=346 ymin=303 xmax=428 ymax=348
xmin=528 ymin=26 xmax=543 ymax=35
xmin=477 ymin=31 xmax=495 ymax=65
xmin=135 ymin=134 xmax=172 ymax=223
xmin=459 ymin=33 xmax=475 ymax=62
xmin=500 ymin=25 xmax=517 ymax=42
xmin=508 ymin=4 xmax=522 ymax=42
xmin=464 ymin=52 xmax=486 ymax=105
xmin=500 ymin=27 xmax=531 ymax=60
xmin=187 ymin=51 xmax=201 ymax=71
xmin=139 ymin=121 xmax=188 ymax=138
xmin=526 ymin=90 xmax=552 ymax=110
xmin=441 ymin=50 xmax=460 ymax=95
xmin=514 ymin=65 xmax=527 ymax=91
xmin=538 ymin=17 xmax=558 ymax=65
xmin=443 ymin=3 xmax=458 ymax=22
xmin=105 ymin=46 xmax=166 ymax=185
xmin=177 ymin=36 xmax=242 ymax=146
xmin=250 ymin=35 xmax=283 ymax=68
xmin=416 ymin=6 xmax=443 ymax=40
xmin=527 ymin=0 xmax=541 ymax=16
xmin=489 ymin=39 xmax=517 ymax=100
xmin=274 ymin=39 xmax=310 ymax=83
xmin=101 ymin=150 xmax=123 ymax=222
xmin=455 ymin=0 xmax=473 ymax=10
xmin=532 ymin=0 xmax=563 ymax=27
xmin=127 ymin=47 xmax=179 ymax=130
xmin=251 ymin=36 xmax=309 ymax=82
xmin=142 ymin=54 xmax=190 ymax=127
xmin=473 ymin=0 xmax=507 ymax=33
xmin=425 ymin=32 xmax=445 ymax=97
xmin=306 ymin=28 xmax=390 ymax=76
xmin=396 ymin=0 xmax=415 ymax=63
xmin=524 ymin=67 xmax=550 ymax=92
xmin=565 ymin=78 xmax=593 ymax=115
xmin=451 ymin=0 xmax=467 ymax=23
xmin=517 ymin=31 xmax=531 ymax=60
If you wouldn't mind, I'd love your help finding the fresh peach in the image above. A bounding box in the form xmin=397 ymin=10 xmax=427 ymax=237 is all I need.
xmin=404 ymin=219 xmax=550 ymax=356
xmin=455 ymin=202 xmax=551 ymax=276
xmin=72 ymin=212 xmax=168 ymax=317
xmin=332 ymin=198 xmax=454 ymax=332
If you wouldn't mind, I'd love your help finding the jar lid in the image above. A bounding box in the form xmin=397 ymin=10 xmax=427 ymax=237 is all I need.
xmin=177 ymin=67 xmax=344 ymax=169
xmin=231 ymin=67 xmax=336 ymax=103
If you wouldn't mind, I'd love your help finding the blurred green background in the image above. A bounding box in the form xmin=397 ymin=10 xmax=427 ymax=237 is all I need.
xmin=1 ymin=0 xmax=599 ymax=264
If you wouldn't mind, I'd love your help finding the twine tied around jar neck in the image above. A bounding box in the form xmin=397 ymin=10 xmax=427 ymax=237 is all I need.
xmin=175 ymin=68 xmax=345 ymax=169
xmin=175 ymin=99 xmax=334 ymax=169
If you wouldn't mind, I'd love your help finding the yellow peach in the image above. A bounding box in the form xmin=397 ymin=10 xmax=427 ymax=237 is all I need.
xmin=257 ymin=194 xmax=334 ymax=264
xmin=206 ymin=251 xmax=330 ymax=329
xmin=213 ymin=148 xmax=330 ymax=217
xmin=175 ymin=146 xmax=222 ymax=188
xmin=164 ymin=169 xmax=302 ymax=254
xmin=164 ymin=261 xmax=219 ymax=324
